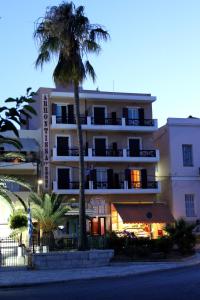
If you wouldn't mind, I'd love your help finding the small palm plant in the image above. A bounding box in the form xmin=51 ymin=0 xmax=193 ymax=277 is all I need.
xmin=165 ymin=218 xmax=196 ymax=254
xmin=29 ymin=193 xmax=70 ymax=249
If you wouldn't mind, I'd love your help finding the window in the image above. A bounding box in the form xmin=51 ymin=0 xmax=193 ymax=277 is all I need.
xmin=185 ymin=194 xmax=195 ymax=217
xmin=128 ymin=108 xmax=139 ymax=119
xmin=130 ymin=170 xmax=141 ymax=188
xmin=96 ymin=168 xmax=107 ymax=182
xmin=182 ymin=144 xmax=193 ymax=166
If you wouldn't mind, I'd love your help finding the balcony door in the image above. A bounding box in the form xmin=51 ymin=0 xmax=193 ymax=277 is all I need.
xmin=131 ymin=170 xmax=141 ymax=188
xmin=57 ymin=168 xmax=70 ymax=189
xmin=93 ymin=106 xmax=106 ymax=124
xmin=130 ymin=169 xmax=147 ymax=188
xmin=57 ymin=136 xmax=69 ymax=156
xmin=96 ymin=168 xmax=107 ymax=188
xmin=56 ymin=104 xmax=74 ymax=123
xmin=94 ymin=138 xmax=107 ymax=156
xmin=128 ymin=138 xmax=141 ymax=157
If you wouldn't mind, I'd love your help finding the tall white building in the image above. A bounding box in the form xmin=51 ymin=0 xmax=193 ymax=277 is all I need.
xmin=21 ymin=86 xmax=173 ymax=238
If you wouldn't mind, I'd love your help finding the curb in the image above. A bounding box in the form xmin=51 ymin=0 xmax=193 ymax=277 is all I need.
xmin=1 ymin=260 xmax=200 ymax=289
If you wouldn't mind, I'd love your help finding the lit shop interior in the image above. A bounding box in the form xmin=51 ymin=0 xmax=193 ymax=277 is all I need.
xmin=111 ymin=203 xmax=174 ymax=239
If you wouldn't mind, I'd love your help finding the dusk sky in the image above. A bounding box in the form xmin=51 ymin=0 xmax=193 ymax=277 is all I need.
xmin=1 ymin=0 xmax=200 ymax=126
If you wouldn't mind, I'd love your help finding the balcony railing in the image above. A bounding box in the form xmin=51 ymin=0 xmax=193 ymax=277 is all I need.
xmin=126 ymin=149 xmax=156 ymax=157
xmin=56 ymin=180 xmax=158 ymax=190
xmin=91 ymin=117 xmax=122 ymax=125
xmin=130 ymin=181 xmax=158 ymax=189
xmin=54 ymin=147 xmax=157 ymax=158
xmin=53 ymin=115 xmax=156 ymax=127
xmin=92 ymin=148 xmax=123 ymax=157
xmin=56 ymin=115 xmax=87 ymax=124
xmin=57 ymin=148 xmax=87 ymax=156
xmin=93 ymin=181 xmax=124 ymax=189
xmin=125 ymin=119 xmax=155 ymax=126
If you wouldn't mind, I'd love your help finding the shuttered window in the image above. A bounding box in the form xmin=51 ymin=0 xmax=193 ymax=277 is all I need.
xmin=185 ymin=194 xmax=195 ymax=217
xmin=182 ymin=144 xmax=193 ymax=166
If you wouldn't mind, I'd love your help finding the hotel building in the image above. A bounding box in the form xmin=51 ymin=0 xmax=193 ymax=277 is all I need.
xmin=22 ymin=86 xmax=173 ymax=238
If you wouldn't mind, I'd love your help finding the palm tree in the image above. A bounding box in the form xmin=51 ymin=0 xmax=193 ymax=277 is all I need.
xmin=29 ymin=192 xmax=70 ymax=241
xmin=34 ymin=2 xmax=109 ymax=249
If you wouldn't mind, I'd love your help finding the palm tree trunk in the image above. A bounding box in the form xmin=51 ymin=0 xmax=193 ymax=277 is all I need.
xmin=73 ymin=83 xmax=87 ymax=250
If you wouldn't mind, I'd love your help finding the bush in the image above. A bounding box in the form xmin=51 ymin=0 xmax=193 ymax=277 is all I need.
xmin=165 ymin=219 xmax=196 ymax=255
xmin=106 ymin=232 xmax=127 ymax=254
xmin=153 ymin=237 xmax=173 ymax=255
xmin=10 ymin=214 xmax=27 ymax=229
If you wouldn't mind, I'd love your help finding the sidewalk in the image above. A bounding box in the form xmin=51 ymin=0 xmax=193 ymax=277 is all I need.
xmin=1 ymin=253 xmax=200 ymax=288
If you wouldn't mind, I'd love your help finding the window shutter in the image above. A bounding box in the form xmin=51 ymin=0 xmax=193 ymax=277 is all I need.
xmin=90 ymin=169 xmax=97 ymax=186
xmin=138 ymin=108 xmax=145 ymax=125
xmin=114 ymin=173 xmax=120 ymax=189
xmin=68 ymin=105 xmax=75 ymax=124
xmin=141 ymin=169 xmax=147 ymax=188
xmin=125 ymin=169 xmax=131 ymax=188
xmin=111 ymin=112 xmax=117 ymax=125
xmin=107 ymin=169 xmax=114 ymax=189
xmin=61 ymin=106 xmax=67 ymax=123
xmin=85 ymin=142 xmax=89 ymax=156
xmin=123 ymin=108 xmax=128 ymax=123
xmin=52 ymin=103 xmax=57 ymax=115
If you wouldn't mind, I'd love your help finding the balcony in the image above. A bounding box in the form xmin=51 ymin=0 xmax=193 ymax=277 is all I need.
xmin=51 ymin=115 xmax=157 ymax=132
xmin=53 ymin=180 xmax=160 ymax=194
xmin=52 ymin=147 xmax=159 ymax=163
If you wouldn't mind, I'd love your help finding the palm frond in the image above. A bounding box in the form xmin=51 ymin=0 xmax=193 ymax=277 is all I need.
xmin=0 ymin=136 xmax=21 ymax=149
xmin=85 ymin=60 xmax=96 ymax=82
xmin=13 ymin=193 xmax=28 ymax=212
xmin=0 ymin=175 xmax=31 ymax=190
xmin=29 ymin=192 xmax=43 ymax=206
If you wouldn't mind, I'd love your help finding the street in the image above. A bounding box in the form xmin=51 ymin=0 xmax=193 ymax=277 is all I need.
xmin=1 ymin=265 xmax=200 ymax=300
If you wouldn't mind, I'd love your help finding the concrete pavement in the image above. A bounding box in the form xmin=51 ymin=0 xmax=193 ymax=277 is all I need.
xmin=0 ymin=253 xmax=200 ymax=288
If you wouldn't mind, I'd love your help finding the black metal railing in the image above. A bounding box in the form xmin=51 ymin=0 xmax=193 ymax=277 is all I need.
xmin=31 ymin=236 xmax=78 ymax=252
xmin=0 ymin=238 xmax=27 ymax=267
xmin=125 ymin=118 xmax=155 ymax=126
xmin=91 ymin=117 xmax=122 ymax=125
xmin=92 ymin=148 xmax=123 ymax=157
xmin=57 ymin=181 xmax=89 ymax=190
xmin=31 ymin=235 xmax=108 ymax=252
xmin=130 ymin=181 xmax=158 ymax=189
xmin=127 ymin=149 xmax=156 ymax=157
xmin=56 ymin=115 xmax=87 ymax=125
xmin=57 ymin=181 xmax=158 ymax=190
xmin=57 ymin=148 xmax=87 ymax=157
xmin=93 ymin=181 xmax=124 ymax=189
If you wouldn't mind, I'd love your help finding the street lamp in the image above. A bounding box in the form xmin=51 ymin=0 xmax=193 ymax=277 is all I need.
xmin=37 ymin=179 xmax=43 ymax=195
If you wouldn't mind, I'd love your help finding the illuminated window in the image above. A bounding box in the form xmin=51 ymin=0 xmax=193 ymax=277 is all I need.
xmin=131 ymin=170 xmax=141 ymax=188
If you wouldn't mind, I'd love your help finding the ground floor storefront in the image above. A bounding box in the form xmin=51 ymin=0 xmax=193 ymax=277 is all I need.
xmin=111 ymin=203 xmax=173 ymax=239
xmin=63 ymin=195 xmax=174 ymax=239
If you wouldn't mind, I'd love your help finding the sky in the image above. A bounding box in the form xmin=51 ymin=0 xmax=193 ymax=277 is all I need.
xmin=1 ymin=0 xmax=200 ymax=126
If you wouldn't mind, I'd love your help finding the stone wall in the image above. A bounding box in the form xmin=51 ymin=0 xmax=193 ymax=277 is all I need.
xmin=32 ymin=249 xmax=114 ymax=270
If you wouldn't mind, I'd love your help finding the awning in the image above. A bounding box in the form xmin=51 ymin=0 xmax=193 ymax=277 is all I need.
xmin=2 ymin=138 xmax=39 ymax=152
xmin=114 ymin=203 xmax=174 ymax=223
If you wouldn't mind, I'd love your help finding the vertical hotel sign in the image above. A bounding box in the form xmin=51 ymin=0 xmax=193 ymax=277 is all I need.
xmin=42 ymin=94 xmax=50 ymax=191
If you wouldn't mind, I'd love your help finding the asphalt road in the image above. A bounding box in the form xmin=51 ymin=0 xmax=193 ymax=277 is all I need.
xmin=1 ymin=265 xmax=200 ymax=300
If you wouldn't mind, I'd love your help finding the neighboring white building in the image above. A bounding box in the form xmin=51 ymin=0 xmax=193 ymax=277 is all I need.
xmin=154 ymin=117 xmax=200 ymax=222
xmin=0 ymin=130 xmax=41 ymax=237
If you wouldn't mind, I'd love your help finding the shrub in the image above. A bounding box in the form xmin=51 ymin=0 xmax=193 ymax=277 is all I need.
xmin=165 ymin=219 xmax=196 ymax=255
xmin=10 ymin=214 xmax=27 ymax=229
